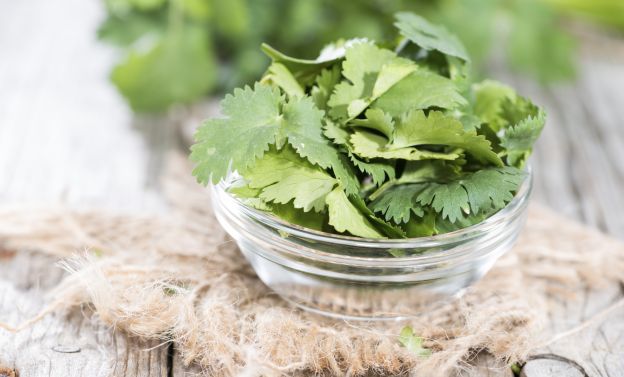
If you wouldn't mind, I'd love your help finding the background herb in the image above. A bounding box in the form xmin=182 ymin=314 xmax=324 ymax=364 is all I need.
xmin=99 ymin=0 xmax=624 ymax=112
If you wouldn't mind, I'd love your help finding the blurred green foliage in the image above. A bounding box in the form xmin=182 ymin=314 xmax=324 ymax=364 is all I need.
xmin=544 ymin=0 xmax=624 ymax=31
xmin=98 ymin=0 xmax=621 ymax=112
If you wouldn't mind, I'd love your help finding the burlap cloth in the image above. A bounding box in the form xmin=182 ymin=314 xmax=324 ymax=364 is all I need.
xmin=0 ymin=155 xmax=623 ymax=376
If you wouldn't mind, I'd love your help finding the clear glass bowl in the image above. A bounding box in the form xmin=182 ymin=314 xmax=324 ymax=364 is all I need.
xmin=211 ymin=170 xmax=532 ymax=320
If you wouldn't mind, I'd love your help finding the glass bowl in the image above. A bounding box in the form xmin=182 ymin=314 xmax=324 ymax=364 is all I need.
xmin=211 ymin=169 xmax=532 ymax=320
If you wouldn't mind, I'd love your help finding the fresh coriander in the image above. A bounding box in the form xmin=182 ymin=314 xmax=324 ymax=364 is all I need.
xmin=191 ymin=12 xmax=546 ymax=239
xmin=398 ymin=326 xmax=431 ymax=357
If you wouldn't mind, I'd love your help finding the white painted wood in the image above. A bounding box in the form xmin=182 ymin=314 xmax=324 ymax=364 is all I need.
xmin=0 ymin=0 xmax=168 ymax=213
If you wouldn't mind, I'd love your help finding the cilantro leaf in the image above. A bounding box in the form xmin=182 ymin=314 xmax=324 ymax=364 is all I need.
xmin=192 ymin=85 xmax=359 ymax=195
xmin=473 ymin=80 xmax=516 ymax=132
xmin=472 ymin=85 xmax=546 ymax=167
xmin=327 ymin=42 xmax=400 ymax=120
xmin=500 ymin=109 xmax=546 ymax=167
xmin=311 ymin=66 xmax=341 ymax=110
xmin=263 ymin=63 xmax=304 ymax=98
xmin=433 ymin=210 xmax=492 ymax=234
xmin=191 ymin=83 xmax=282 ymax=185
xmin=323 ymin=119 xmax=350 ymax=145
xmin=415 ymin=167 xmax=525 ymax=222
xmin=349 ymin=154 xmax=395 ymax=187
xmin=390 ymin=111 xmax=502 ymax=166
xmin=500 ymin=94 xmax=540 ymax=125
xmin=228 ymin=179 xmax=327 ymax=231
xmin=269 ymin=202 xmax=326 ymax=230
xmin=399 ymin=326 xmax=431 ymax=357
xmin=370 ymin=184 xmax=425 ymax=223
xmin=280 ymin=95 xmax=331 ymax=165
xmin=243 ymin=147 xmax=337 ymax=212
xmin=349 ymin=194 xmax=406 ymax=238
xmin=326 ymin=188 xmax=383 ymax=238
xmin=349 ymin=109 xmax=395 ymax=140
xmin=261 ymin=42 xmax=344 ymax=87
xmin=227 ymin=180 xmax=271 ymax=211
xmin=350 ymin=111 xmax=500 ymax=166
xmin=329 ymin=42 xmax=465 ymax=120
xmin=395 ymin=12 xmax=470 ymax=62
xmin=350 ymin=130 xmax=460 ymax=161
xmin=281 ymin=96 xmax=360 ymax=195
xmin=404 ymin=212 xmax=437 ymax=238
xmin=371 ymin=69 xmax=467 ymax=117
xmin=325 ymin=118 xmax=394 ymax=187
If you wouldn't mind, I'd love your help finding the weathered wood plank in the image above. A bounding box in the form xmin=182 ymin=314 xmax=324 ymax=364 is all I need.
xmin=0 ymin=0 xmax=169 ymax=213
xmin=519 ymin=277 xmax=624 ymax=377
xmin=505 ymin=54 xmax=624 ymax=239
xmin=0 ymin=252 xmax=170 ymax=377
xmin=499 ymin=61 xmax=624 ymax=377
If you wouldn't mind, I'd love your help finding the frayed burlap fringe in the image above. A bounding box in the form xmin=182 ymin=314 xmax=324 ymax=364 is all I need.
xmin=0 ymin=154 xmax=623 ymax=376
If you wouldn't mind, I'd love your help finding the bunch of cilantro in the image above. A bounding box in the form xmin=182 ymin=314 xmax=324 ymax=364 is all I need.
xmin=190 ymin=13 xmax=546 ymax=239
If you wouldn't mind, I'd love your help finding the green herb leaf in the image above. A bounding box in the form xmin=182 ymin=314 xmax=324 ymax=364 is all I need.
xmin=282 ymin=97 xmax=360 ymax=195
xmin=350 ymin=109 xmax=395 ymax=140
xmin=350 ymin=110 xmax=501 ymax=166
xmin=395 ymin=12 xmax=470 ymax=62
xmin=399 ymin=326 xmax=432 ymax=357
xmin=350 ymin=154 xmax=395 ymax=187
xmin=350 ymin=130 xmax=460 ymax=161
xmin=392 ymin=111 xmax=502 ymax=166
xmin=349 ymin=195 xmax=407 ymax=238
xmin=371 ymin=69 xmax=467 ymax=117
xmin=499 ymin=100 xmax=545 ymax=167
xmin=261 ymin=42 xmax=345 ymax=87
xmin=111 ymin=25 xmax=217 ymax=111
xmin=263 ymin=63 xmax=305 ymax=98
xmin=370 ymin=184 xmax=425 ymax=223
xmin=191 ymin=83 xmax=283 ymax=185
xmin=243 ymin=147 xmax=337 ymax=212
xmin=415 ymin=167 xmax=525 ymax=222
xmin=192 ymin=84 xmax=358 ymax=195
xmin=328 ymin=42 xmax=402 ymax=120
xmin=311 ymin=66 xmax=342 ymax=110
xmin=326 ymin=188 xmax=384 ymax=238
xmin=269 ymin=202 xmax=326 ymax=230
xmin=473 ymin=80 xmax=516 ymax=132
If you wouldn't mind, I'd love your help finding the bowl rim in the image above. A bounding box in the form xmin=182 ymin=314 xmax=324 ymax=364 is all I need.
xmin=212 ymin=166 xmax=533 ymax=250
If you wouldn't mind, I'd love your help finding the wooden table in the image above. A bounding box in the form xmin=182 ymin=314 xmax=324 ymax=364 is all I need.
xmin=0 ymin=1 xmax=622 ymax=376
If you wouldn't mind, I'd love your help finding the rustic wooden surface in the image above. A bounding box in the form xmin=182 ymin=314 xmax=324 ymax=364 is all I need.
xmin=0 ymin=0 xmax=623 ymax=376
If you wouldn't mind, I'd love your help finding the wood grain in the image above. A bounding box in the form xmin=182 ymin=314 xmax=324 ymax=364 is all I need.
xmin=0 ymin=0 xmax=170 ymax=213
xmin=501 ymin=54 xmax=624 ymax=238
xmin=498 ymin=57 xmax=624 ymax=377
xmin=0 ymin=252 xmax=169 ymax=377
